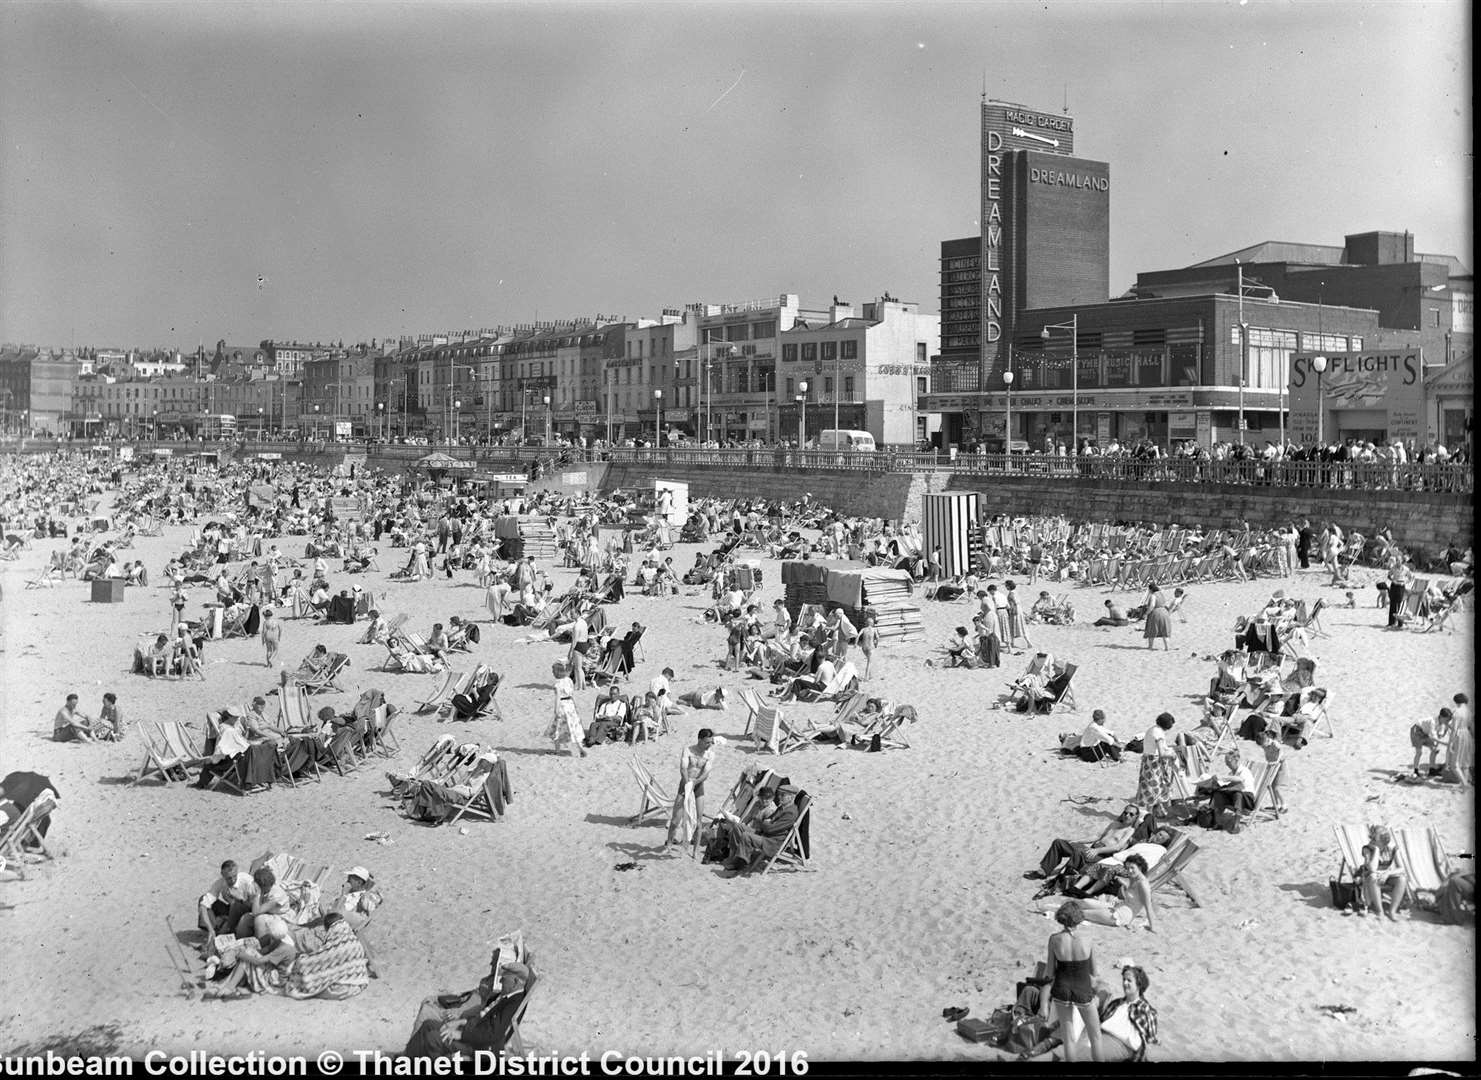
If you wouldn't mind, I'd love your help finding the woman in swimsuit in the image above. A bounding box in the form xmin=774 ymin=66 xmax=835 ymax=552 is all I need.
xmin=1038 ymin=900 xmax=1102 ymax=1062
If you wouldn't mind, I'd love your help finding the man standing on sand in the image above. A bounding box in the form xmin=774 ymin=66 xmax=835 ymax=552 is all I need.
xmin=1296 ymin=518 xmax=1314 ymax=570
xmin=261 ymin=607 xmax=282 ymax=667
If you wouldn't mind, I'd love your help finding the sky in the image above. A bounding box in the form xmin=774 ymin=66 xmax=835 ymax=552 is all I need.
xmin=0 ymin=1 xmax=1471 ymax=350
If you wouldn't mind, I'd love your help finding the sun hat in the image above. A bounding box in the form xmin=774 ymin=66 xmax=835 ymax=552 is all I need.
xmin=346 ymin=866 xmax=371 ymax=883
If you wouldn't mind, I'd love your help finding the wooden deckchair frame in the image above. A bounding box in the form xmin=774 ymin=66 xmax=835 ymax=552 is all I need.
xmin=758 ymin=793 xmax=813 ymax=875
xmin=1145 ymin=831 xmax=1201 ymax=907
xmin=133 ymin=721 xmax=205 ymax=785
xmin=447 ymin=768 xmax=507 ymax=826
xmin=628 ymin=757 xmax=672 ymax=826
xmin=416 ymin=668 xmax=466 ymax=714
xmin=0 ymin=794 xmax=57 ymax=863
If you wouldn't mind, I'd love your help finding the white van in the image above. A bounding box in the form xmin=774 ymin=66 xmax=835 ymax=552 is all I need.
xmin=817 ymin=429 xmax=876 ymax=453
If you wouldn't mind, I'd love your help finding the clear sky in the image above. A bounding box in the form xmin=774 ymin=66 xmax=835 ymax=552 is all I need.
xmin=1 ymin=0 xmax=1470 ymax=349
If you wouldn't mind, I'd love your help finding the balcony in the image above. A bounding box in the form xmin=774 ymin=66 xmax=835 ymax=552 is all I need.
xmin=929 ymin=358 xmax=982 ymax=393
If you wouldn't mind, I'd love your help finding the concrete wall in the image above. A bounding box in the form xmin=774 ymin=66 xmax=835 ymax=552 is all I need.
xmin=944 ymin=473 xmax=1471 ymax=554
xmin=596 ymin=460 xmax=917 ymax=522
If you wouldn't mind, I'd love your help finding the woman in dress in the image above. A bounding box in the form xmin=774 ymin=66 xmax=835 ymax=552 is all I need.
xmin=544 ymin=661 xmax=587 ymax=758
xmin=1133 ymin=712 xmax=1179 ymax=818
xmin=662 ymin=727 xmax=717 ymax=855
xmin=1141 ymin=584 xmax=1172 ymax=650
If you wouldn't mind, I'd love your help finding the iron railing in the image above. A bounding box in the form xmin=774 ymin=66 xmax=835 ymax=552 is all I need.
xmin=4 ymin=436 xmax=1471 ymax=493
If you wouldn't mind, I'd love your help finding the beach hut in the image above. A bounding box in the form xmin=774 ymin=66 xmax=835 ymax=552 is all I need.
xmin=921 ymin=491 xmax=980 ymax=578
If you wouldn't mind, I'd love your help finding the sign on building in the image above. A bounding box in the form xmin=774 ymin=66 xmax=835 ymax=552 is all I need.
xmin=1289 ymin=350 xmax=1424 ymax=444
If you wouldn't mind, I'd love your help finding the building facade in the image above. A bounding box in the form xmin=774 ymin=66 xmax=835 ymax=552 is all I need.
xmin=776 ymin=297 xmax=939 ymax=447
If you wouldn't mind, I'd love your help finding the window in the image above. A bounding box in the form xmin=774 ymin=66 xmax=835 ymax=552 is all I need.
xmin=782 ymin=344 xmax=798 ymax=363
xmin=821 ymin=341 xmax=838 ymax=362
xmin=841 ymin=340 xmax=858 ymax=360
xmin=726 ymin=323 xmax=749 ymax=342
xmin=916 ymin=343 xmax=927 ymax=363
xmin=824 ymin=377 xmax=834 ymax=395
xmin=785 ymin=377 xmax=794 ymax=398
xmin=801 ymin=343 xmax=817 ymax=363
xmin=843 ymin=376 xmax=855 ymax=398
xmin=917 ymin=376 xmax=928 ymax=395
xmin=752 ymin=321 xmax=776 ymax=339
xmin=1132 ymin=328 xmax=1166 ymax=347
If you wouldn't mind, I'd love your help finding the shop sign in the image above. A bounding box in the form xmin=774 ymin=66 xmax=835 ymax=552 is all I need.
xmin=1168 ymin=410 xmax=1197 ymax=439
xmin=1289 ymin=349 xmax=1424 ymax=443
xmin=1195 ymin=412 xmax=1214 ymax=447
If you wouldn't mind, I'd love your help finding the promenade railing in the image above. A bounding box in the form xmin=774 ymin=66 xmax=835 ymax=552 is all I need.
xmin=5 ymin=436 xmax=1472 ymax=493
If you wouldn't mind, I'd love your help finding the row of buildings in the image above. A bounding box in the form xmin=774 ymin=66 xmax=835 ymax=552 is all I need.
xmin=0 ymin=295 xmax=940 ymax=447
xmin=1 ymin=94 xmax=1471 ymax=452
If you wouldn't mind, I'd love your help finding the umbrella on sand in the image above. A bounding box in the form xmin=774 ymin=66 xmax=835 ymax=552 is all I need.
xmin=1 ymin=771 xmax=58 ymax=812
xmin=1 ymin=771 xmax=58 ymax=841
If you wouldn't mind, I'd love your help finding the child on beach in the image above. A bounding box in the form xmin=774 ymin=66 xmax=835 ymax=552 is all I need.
xmin=858 ymin=613 xmax=879 ymax=679
xmin=261 ymin=607 xmax=282 ymax=667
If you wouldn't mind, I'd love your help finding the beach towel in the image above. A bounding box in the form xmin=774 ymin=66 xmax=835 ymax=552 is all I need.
xmin=285 ymin=922 xmax=371 ymax=999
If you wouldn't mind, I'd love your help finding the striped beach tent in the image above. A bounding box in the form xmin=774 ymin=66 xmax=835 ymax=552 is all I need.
xmin=921 ymin=492 xmax=980 ymax=578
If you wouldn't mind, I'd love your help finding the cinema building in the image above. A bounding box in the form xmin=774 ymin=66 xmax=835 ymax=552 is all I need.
xmin=927 ymin=98 xmax=1473 ymax=450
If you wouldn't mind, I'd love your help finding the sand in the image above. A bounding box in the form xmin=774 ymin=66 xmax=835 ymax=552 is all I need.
xmin=0 ymin=496 xmax=1474 ymax=1064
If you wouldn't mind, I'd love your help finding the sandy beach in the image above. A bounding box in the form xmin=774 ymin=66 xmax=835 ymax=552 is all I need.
xmin=0 ymin=495 xmax=1473 ymax=1064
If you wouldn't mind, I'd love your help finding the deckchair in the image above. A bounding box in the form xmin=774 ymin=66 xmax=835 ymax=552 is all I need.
xmin=0 ymin=792 xmax=57 ymax=863
xmin=199 ymin=714 xmax=248 ymax=797
xmin=447 ymin=766 xmax=510 ymax=826
xmin=415 ymin=668 xmax=466 ymax=714
xmin=134 ymin=721 xmax=205 ymax=785
xmin=794 ymin=661 xmax=861 ymax=704
xmin=1392 ymin=826 xmax=1453 ymax=906
xmin=858 ymin=705 xmax=915 ymax=750
xmin=772 ymin=705 xmax=812 ymax=755
xmin=738 ymin=687 xmax=765 ymax=737
xmin=758 ymin=792 xmax=813 ymax=875
xmin=291 ymin=652 xmax=349 ymax=694
xmin=628 ymin=757 xmax=672 ymax=826
xmin=1332 ymin=824 xmax=1373 ymax=910
xmin=1235 ymin=758 xmax=1282 ymax=830
xmin=832 ymin=691 xmax=870 ymax=731
xmin=325 ymin=725 xmax=365 ymax=776
xmin=24 ymin=564 xmax=58 ymax=589
xmin=718 ymin=768 xmax=779 ymax=820
xmin=1041 ymin=662 xmax=1078 ymax=712
xmin=364 ymin=704 xmax=399 ymax=757
xmin=1144 ymin=831 xmax=1201 ymax=907
xmin=410 ymin=736 xmax=458 ymax=781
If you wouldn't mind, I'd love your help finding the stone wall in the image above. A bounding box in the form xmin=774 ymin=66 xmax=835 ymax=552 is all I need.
xmin=595 ymin=461 xmax=918 ymax=522
xmin=944 ymin=474 xmax=1472 ymax=554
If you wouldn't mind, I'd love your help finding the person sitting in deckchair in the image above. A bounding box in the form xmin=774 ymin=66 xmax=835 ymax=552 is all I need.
xmin=295 ymin=644 xmax=331 ymax=680
xmin=450 ymin=672 xmax=500 ymax=723
xmin=778 ymin=653 xmax=837 ymax=702
xmin=717 ymin=785 xmax=802 ymax=875
xmin=1025 ymin=805 xmax=1147 ymax=898
xmin=403 ymin=955 xmax=532 ymax=1058
xmin=397 ymin=753 xmax=499 ymax=823
xmin=1008 ymin=652 xmax=1057 ymax=710
xmin=705 ymin=787 xmax=778 ymax=863
xmin=1278 ymin=687 xmax=1328 ymax=748
xmin=360 ymin=610 xmax=390 ymax=645
xmin=446 ymin=616 xmax=480 ymax=650
xmin=1192 ymin=749 xmax=1255 ymax=828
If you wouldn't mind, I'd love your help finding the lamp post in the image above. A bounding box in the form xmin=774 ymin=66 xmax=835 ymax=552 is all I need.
xmin=258 ymin=406 xmax=265 ymax=441
xmin=313 ymin=403 xmax=321 ymax=442
xmin=1002 ymin=369 xmax=1015 ymax=457
xmin=520 ymin=389 xmax=529 ymax=444
xmin=1310 ymin=355 xmax=1328 ymax=446
xmin=654 ymin=389 xmax=663 ymax=446
xmin=543 ymin=394 xmax=551 ymax=446
xmin=453 ymin=399 xmax=462 ymax=444
xmin=1040 ymin=315 xmax=1079 ymax=452
xmin=798 ymin=380 xmax=809 ymax=450
xmin=377 ymin=401 xmax=385 ymax=443
xmin=151 ymin=409 xmax=158 ymax=444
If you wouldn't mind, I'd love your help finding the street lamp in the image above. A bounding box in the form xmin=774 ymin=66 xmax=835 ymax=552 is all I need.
xmin=654 ymin=389 xmax=663 ymax=446
xmin=151 ymin=409 xmax=158 ymax=444
xmin=543 ymin=394 xmax=551 ymax=446
xmin=454 ymin=399 xmax=462 ymax=444
xmin=1310 ymin=355 xmax=1328 ymax=445
xmin=313 ymin=403 xmax=321 ymax=442
xmin=798 ymin=380 xmax=809 ymax=449
xmin=258 ymin=405 xmax=265 ymax=440
xmin=377 ymin=401 xmax=385 ymax=442
xmin=1002 ymin=369 xmax=1015 ymax=455
xmin=1041 ymin=315 xmax=1079 ymax=453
